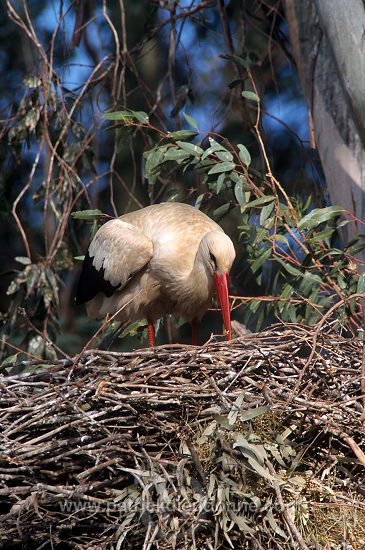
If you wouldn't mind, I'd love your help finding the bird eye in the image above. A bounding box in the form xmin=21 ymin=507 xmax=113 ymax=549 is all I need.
xmin=209 ymin=252 xmax=217 ymax=268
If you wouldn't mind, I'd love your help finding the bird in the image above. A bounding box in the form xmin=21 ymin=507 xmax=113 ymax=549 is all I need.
xmin=76 ymin=202 xmax=236 ymax=346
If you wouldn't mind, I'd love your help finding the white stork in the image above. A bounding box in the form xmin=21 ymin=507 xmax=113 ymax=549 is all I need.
xmin=76 ymin=202 xmax=235 ymax=345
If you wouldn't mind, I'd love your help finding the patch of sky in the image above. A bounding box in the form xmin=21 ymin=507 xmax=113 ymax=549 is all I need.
xmin=158 ymin=4 xmax=228 ymax=133
xmin=262 ymin=64 xmax=309 ymax=145
xmin=36 ymin=1 xmax=110 ymax=91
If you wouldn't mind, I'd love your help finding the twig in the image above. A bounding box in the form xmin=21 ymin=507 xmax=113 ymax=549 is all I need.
xmin=267 ymin=461 xmax=310 ymax=550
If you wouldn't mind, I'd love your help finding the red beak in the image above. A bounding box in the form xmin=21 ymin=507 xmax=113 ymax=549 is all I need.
xmin=214 ymin=272 xmax=232 ymax=340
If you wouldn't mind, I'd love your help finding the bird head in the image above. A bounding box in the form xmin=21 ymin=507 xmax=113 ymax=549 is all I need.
xmin=201 ymin=231 xmax=236 ymax=340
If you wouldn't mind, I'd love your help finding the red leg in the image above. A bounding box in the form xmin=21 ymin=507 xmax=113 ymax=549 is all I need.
xmin=191 ymin=320 xmax=198 ymax=346
xmin=148 ymin=321 xmax=155 ymax=347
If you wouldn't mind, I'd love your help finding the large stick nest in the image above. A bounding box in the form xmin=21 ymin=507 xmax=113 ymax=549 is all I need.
xmin=1 ymin=325 xmax=365 ymax=549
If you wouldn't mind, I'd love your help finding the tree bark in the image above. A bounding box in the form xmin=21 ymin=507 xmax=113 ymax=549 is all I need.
xmin=285 ymin=0 xmax=365 ymax=250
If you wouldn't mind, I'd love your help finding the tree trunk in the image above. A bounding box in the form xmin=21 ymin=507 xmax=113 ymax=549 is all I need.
xmin=285 ymin=0 xmax=365 ymax=250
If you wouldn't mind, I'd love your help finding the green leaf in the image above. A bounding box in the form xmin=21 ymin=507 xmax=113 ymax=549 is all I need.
xmin=145 ymin=148 xmax=164 ymax=184
xmin=228 ymin=79 xmax=243 ymax=89
xmin=202 ymin=144 xmax=226 ymax=160
xmin=309 ymin=226 xmax=336 ymax=243
xmin=220 ymin=53 xmax=250 ymax=68
xmin=253 ymin=227 xmax=268 ymax=245
xmin=183 ymin=112 xmax=199 ymax=130
xmin=1 ymin=353 xmax=19 ymax=366
xmin=163 ymin=149 xmax=190 ymax=162
xmin=103 ymin=110 xmax=130 ymax=121
xmin=230 ymin=172 xmax=251 ymax=189
xmin=71 ymin=209 xmax=104 ymax=220
xmin=297 ymin=205 xmax=344 ymax=230
xmin=271 ymin=234 xmax=289 ymax=244
xmin=74 ymin=255 xmax=85 ymax=261
xmin=213 ymin=203 xmax=230 ymax=218
xmin=302 ymin=271 xmax=323 ymax=285
xmin=208 ymin=161 xmax=235 ymax=175
xmin=176 ymin=141 xmax=203 ymax=156
xmin=237 ymin=144 xmax=251 ymax=166
xmin=357 ymin=273 xmax=365 ymax=294
xmin=133 ymin=111 xmax=149 ymax=124
xmin=234 ymin=181 xmax=246 ymax=206
xmin=208 ymin=137 xmax=226 ymax=149
xmin=242 ymin=90 xmax=260 ymax=102
xmin=216 ymin=173 xmax=226 ymax=194
xmin=195 ymin=193 xmax=204 ymax=209
xmin=251 ymin=248 xmax=271 ymax=273
xmin=275 ymin=258 xmax=303 ymax=278
xmin=215 ymin=150 xmax=233 ymax=162
xmin=120 ymin=320 xmax=147 ymax=338
xmin=104 ymin=110 xmax=149 ymax=124
xmin=15 ymin=256 xmax=31 ymax=265
xmin=249 ymin=299 xmax=261 ymax=314
xmin=167 ymin=130 xmax=198 ymax=140
xmin=244 ymin=195 xmax=275 ymax=208
xmin=260 ymin=201 xmax=275 ymax=225
xmin=345 ymin=238 xmax=365 ymax=256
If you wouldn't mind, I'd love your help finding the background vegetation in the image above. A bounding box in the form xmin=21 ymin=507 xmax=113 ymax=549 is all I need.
xmin=1 ymin=0 xmax=365 ymax=363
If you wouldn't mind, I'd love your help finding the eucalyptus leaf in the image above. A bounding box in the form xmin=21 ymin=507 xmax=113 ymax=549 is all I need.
xmin=247 ymin=456 xmax=275 ymax=481
xmin=265 ymin=508 xmax=287 ymax=538
xmin=1 ymin=353 xmax=19 ymax=366
xmin=208 ymin=136 xmax=226 ymax=150
xmin=244 ymin=195 xmax=275 ymax=208
xmin=234 ymin=435 xmax=268 ymax=464
xmin=242 ymin=90 xmax=260 ymax=102
xmin=208 ymin=161 xmax=235 ymax=174
xmin=183 ymin=112 xmax=199 ymax=130
xmin=214 ymin=415 xmax=235 ymax=430
xmin=237 ymin=144 xmax=251 ymax=166
xmin=104 ymin=109 xmax=149 ymax=124
xmin=71 ymin=209 xmax=104 ymax=220
xmin=167 ymin=130 xmax=198 ymax=140
xmin=202 ymin=421 xmax=217 ymax=436
xmin=132 ymin=110 xmax=149 ymax=124
xmin=163 ymin=149 xmax=190 ymax=162
xmin=176 ymin=140 xmax=203 ymax=156
xmin=195 ymin=193 xmax=204 ymax=209
xmin=228 ymin=511 xmax=254 ymax=534
xmin=234 ymin=181 xmax=246 ymax=206
xmin=275 ymin=258 xmax=302 ymax=278
xmin=202 ymin=144 xmax=225 ymax=160
xmin=260 ymin=201 xmax=275 ymax=225
xmin=239 ymin=405 xmax=269 ymax=421
xmin=220 ymin=53 xmax=250 ymax=68
xmin=15 ymin=256 xmax=31 ymax=265
xmin=215 ymin=150 xmax=233 ymax=162
xmin=297 ymin=205 xmax=344 ymax=230
xmin=251 ymin=248 xmax=272 ymax=274
xmin=213 ymin=203 xmax=230 ymax=218
xmin=357 ymin=273 xmax=365 ymax=293
xmin=216 ymin=173 xmax=226 ymax=194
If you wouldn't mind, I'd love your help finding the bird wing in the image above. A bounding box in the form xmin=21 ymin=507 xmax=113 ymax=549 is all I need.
xmin=76 ymin=219 xmax=153 ymax=305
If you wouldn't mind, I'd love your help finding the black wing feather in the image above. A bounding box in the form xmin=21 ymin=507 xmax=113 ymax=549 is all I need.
xmin=75 ymin=251 xmax=119 ymax=305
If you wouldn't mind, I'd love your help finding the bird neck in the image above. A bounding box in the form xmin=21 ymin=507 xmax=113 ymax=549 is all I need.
xmin=186 ymin=243 xmax=214 ymax=302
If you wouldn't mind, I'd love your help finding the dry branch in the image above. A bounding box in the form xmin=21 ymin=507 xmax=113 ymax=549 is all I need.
xmin=1 ymin=325 xmax=365 ymax=549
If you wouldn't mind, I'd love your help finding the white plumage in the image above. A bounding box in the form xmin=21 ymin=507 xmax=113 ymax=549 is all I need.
xmin=76 ymin=202 xmax=235 ymax=345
